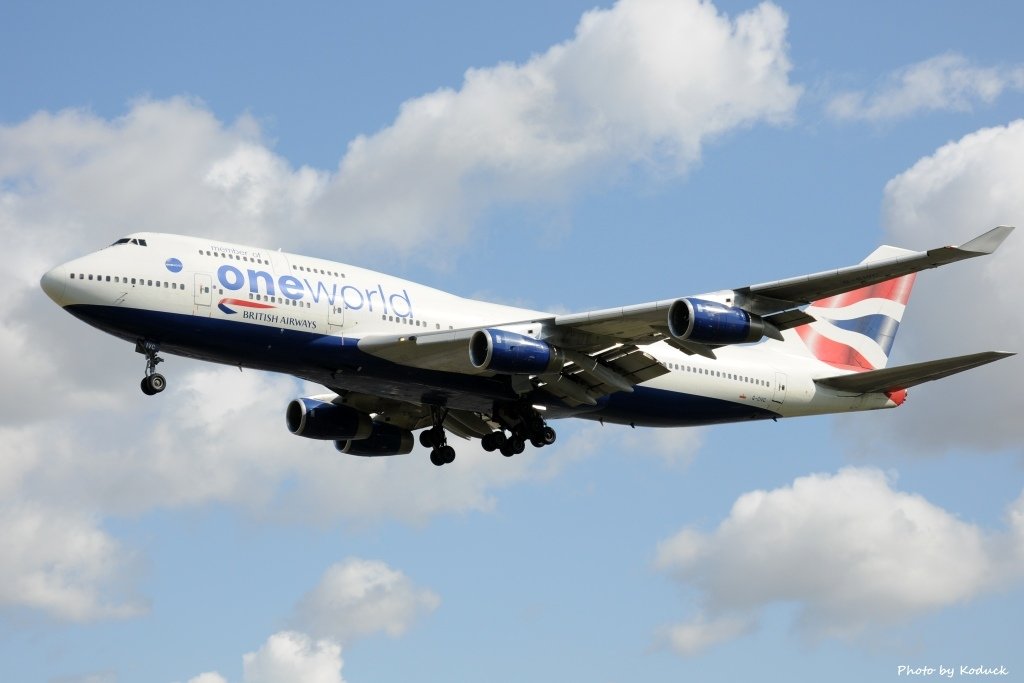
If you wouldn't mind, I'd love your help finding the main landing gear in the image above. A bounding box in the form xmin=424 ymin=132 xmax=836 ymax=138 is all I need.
xmin=136 ymin=339 xmax=166 ymax=396
xmin=481 ymin=405 xmax=557 ymax=457
xmin=421 ymin=407 xmax=456 ymax=467
xmin=419 ymin=404 xmax=557 ymax=467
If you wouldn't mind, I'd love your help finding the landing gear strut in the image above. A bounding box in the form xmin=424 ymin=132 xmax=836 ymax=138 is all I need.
xmin=136 ymin=339 xmax=166 ymax=396
xmin=421 ymin=407 xmax=455 ymax=466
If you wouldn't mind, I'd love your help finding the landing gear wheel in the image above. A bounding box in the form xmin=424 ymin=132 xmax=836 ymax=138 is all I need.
xmin=500 ymin=436 xmax=525 ymax=457
xmin=540 ymin=426 xmax=556 ymax=445
xmin=420 ymin=423 xmax=446 ymax=449
xmin=481 ymin=431 xmax=507 ymax=452
xmin=148 ymin=373 xmax=166 ymax=393
xmin=430 ymin=445 xmax=456 ymax=466
xmin=140 ymin=373 xmax=166 ymax=395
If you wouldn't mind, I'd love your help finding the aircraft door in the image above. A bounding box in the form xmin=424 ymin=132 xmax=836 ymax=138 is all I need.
xmin=772 ymin=372 xmax=788 ymax=404
xmin=194 ymin=273 xmax=212 ymax=315
xmin=328 ymin=301 xmax=345 ymax=330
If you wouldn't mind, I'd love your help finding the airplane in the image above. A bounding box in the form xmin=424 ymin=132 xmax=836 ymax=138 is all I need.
xmin=40 ymin=226 xmax=1015 ymax=466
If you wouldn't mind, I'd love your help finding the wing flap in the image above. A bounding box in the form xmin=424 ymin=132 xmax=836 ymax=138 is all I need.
xmin=536 ymin=344 xmax=668 ymax=406
xmin=814 ymin=351 xmax=1014 ymax=394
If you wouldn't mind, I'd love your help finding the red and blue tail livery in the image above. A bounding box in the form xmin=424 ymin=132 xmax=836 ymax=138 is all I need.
xmin=40 ymin=227 xmax=1015 ymax=466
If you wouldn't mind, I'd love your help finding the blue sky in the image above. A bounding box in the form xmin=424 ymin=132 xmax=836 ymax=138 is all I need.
xmin=2 ymin=1 xmax=1024 ymax=682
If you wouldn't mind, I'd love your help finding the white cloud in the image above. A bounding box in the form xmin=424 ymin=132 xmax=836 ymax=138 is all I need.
xmin=1 ymin=1 xmax=800 ymax=270
xmin=314 ymin=0 xmax=800 ymax=248
xmin=242 ymin=632 xmax=345 ymax=683
xmin=662 ymin=614 xmax=756 ymax=656
xmin=291 ymin=558 xmax=440 ymax=643
xmin=0 ymin=503 xmax=146 ymax=621
xmin=187 ymin=674 xmax=229 ymax=683
xmin=828 ymin=53 xmax=1024 ymax=122
xmin=655 ymin=468 xmax=1024 ymax=655
xmin=869 ymin=119 xmax=1024 ymax=453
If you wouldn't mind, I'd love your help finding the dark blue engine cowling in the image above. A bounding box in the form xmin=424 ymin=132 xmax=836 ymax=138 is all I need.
xmin=469 ymin=328 xmax=562 ymax=374
xmin=335 ymin=423 xmax=414 ymax=456
xmin=286 ymin=398 xmax=373 ymax=440
xmin=667 ymin=298 xmax=766 ymax=345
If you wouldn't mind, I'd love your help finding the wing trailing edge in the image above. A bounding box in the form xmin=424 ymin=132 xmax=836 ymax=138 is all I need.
xmin=813 ymin=351 xmax=1014 ymax=394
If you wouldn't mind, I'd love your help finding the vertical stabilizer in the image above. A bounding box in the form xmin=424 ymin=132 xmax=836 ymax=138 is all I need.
xmin=794 ymin=245 xmax=917 ymax=370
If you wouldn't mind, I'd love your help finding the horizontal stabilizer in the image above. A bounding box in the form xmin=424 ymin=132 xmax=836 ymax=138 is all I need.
xmin=814 ymin=351 xmax=1014 ymax=394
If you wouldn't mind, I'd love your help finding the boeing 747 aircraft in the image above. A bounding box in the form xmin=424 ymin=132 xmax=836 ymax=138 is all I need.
xmin=40 ymin=227 xmax=1014 ymax=466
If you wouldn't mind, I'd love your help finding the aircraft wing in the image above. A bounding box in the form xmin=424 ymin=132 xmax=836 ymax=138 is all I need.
xmin=813 ymin=351 xmax=1014 ymax=394
xmin=551 ymin=226 xmax=1014 ymax=345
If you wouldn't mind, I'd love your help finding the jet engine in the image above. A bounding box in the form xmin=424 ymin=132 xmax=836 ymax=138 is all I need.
xmin=667 ymin=298 xmax=769 ymax=345
xmin=469 ymin=328 xmax=563 ymax=374
xmin=335 ymin=423 xmax=414 ymax=456
xmin=285 ymin=398 xmax=373 ymax=440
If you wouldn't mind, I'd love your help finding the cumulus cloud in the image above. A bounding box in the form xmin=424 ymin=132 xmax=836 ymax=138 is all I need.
xmin=242 ymin=632 xmax=345 ymax=683
xmin=186 ymin=556 xmax=438 ymax=683
xmin=0 ymin=0 xmax=800 ymax=267
xmin=314 ymin=0 xmax=801 ymax=246
xmin=0 ymin=503 xmax=146 ymax=621
xmin=187 ymin=674 xmax=229 ymax=683
xmin=655 ymin=468 xmax=1024 ymax=655
xmin=291 ymin=558 xmax=440 ymax=643
xmin=869 ymin=120 xmax=1024 ymax=453
xmin=828 ymin=53 xmax=1024 ymax=122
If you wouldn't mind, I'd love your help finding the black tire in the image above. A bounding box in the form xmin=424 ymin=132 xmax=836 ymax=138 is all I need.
xmin=140 ymin=377 xmax=155 ymax=396
xmin=148 ymin=373 xmax=166 ymax=393
xmin=440 ymin=445 xmax=456 ymax=464
xmin=419 ymin=430 xmax=434 ymax=449
xmin=541 ymin=426 xmax=556 ymax=445
xmin=430 ymin=449 xmax=445 ymax=466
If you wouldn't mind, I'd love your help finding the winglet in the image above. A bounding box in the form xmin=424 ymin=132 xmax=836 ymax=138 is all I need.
xmin=958 ymin=225 xmax=1015 ymax=254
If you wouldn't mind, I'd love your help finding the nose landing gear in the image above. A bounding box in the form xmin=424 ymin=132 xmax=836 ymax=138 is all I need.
xmin=136 ymin=340 xmax=166 ymax=395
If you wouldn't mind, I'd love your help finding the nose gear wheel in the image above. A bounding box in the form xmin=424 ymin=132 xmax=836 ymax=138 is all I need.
xmin=136 ymin=339 xmax=166 ymax=395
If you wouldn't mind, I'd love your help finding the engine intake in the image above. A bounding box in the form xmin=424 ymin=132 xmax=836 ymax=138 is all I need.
xmin=667 ymin=298 xmax=767 ymax=345
xmin=469 ymin=328 xmax=563 ymax=374
xmin=286 ymin=398 xmax=373 ymax=440
xmin=335 ymin=423 xmax=414 ymax=456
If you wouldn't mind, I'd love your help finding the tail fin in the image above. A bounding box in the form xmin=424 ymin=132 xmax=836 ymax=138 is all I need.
xmin=794 ymin=246 xmax=917 ymax=371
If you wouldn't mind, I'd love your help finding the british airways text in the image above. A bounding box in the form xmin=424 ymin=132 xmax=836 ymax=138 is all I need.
xmin=217 ymin=265 xmax=413 ymax=317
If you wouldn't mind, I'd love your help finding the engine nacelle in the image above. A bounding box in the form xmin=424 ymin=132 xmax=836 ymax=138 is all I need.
xmin=469 ymin=328 xmax=563 ymax=374
xmin=667 ymin=298 xmax=767 ymax=345
xmin=335 ymin=423 xmax=414 ymax=457
xmin=286 ymin=398 xmax=373 ymax=440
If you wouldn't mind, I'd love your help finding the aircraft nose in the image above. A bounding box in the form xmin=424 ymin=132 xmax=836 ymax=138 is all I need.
xmin=40 ymin=264 xmax=68 ymax=305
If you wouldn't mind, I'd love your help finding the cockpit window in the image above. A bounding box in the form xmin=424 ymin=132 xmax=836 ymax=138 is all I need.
xmin=111 ymin=238 xmax=131 ymax=246
xmin=110 ymin=237 xmax=149 ymax=247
